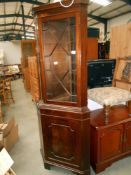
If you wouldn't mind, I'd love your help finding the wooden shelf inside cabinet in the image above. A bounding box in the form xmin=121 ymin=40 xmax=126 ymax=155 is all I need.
xmin=90 ymin=105 xmax=131 ymax=173
xmin=33 ymin=1 xmax=90 ymax=175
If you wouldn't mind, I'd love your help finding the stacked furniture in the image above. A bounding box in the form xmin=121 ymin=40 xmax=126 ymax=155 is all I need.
xmin=0 ymin=80 xmax=6 ymax=104
xmin=0 ymin=117 xmax=19 ymax=152
xmin=110 ymin=23 xmax=131 ymax=58
xmin=28 ymin=56 xmax=40 ymax=101
xmin=21 ymin=40 xmax=36 ymax=92
xmin=0 ymin=101 xmax=2 ymax=123
xmin=4 ymin=78 xmax=14 ymax=103
xmin=4 ymin=65 xmax=20 ymax=80
xmin=0 ymin=78 xmax=14 ymax=104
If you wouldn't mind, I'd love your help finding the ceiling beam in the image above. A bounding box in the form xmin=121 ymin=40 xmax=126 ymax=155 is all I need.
xmin=109 ymin=10 xmax=131 ymax=19
xmin=0 ymin=14 xmax=33 ymax=19
xmin=121 ymin=0 xmax=131 ymax=5
xmin=0 ymin=0 xmax=45 ymax=5
xmin=0 ymin=33 xmax=34 ymax=37
xmin=88 ymin=14 xmax=107 ymax=35
xmin=13 ymin=3 xmax=22 ymax=32
xmin=0 ymin=33 xmax=35 ymax=41
xmin=0 ymin=23 xmax=33 ymax=28
xmin=89 ymin=4 xmax=127 ymax=23
xmin=88 ymin=14 xmax=107 ymax=23
xmin=21 ymin=3 xmax=26 ymax=39
xmin=0 ymin=29 xmax=34 ymax=34
xmin=0 ymin=33 xmax=19 ymax=36
xmin=24 ymin=0 xmax=44 ymax=5
xmin=3 ymin=1 xmax=6 ymax=35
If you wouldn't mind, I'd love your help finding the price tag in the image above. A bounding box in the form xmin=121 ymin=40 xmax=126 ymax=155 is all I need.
xmin=0 ymin=148 xmax=14 ymax=175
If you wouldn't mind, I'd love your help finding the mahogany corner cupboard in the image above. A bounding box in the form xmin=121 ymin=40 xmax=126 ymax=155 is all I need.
xmin=33 ymin=1 xmax=90 ymax=175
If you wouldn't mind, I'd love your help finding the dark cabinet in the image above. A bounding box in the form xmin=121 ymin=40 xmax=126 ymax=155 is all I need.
xmin=88 ymin=59 xmax=116 ymax=88
xmin=33 ymin=1 xmax=90 ymax=175
xmin=90 ymin=105 xmax=131 ymax=173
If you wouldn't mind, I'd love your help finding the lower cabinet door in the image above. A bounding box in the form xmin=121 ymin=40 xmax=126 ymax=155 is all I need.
xmin=98 ymin=124 xmax=123 ymax=161
xmin=40 ymin=111 xmax=90 ymax=171
xmin=124 ymin=121 xmax=131 ymax=152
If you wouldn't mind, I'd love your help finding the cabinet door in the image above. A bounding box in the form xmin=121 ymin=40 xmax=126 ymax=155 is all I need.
xmin=40 ymin=112 xmax=90 ymax=168
xmin=124 ymin=121 xmax=131 ymax=152
xmin=98 ymin=124 xmax=123 ymax=162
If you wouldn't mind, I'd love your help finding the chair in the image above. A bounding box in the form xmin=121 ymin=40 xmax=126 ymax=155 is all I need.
xmin=88 ymin=58 xmax=131 ymax=124
xmin=113 ymin=58 xmax=131 ymax=91
xmin=4 ymin=78 xmax=14 ymax=103
xmin=0 ymin=80 xmax=7 ymax=104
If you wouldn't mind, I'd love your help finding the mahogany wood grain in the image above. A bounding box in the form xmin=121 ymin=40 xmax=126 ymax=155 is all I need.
xmin=33 ymin=1 xmax=88 ymax=107
xmin=87 ymin=38 xmax=98 ymax=60
xmin=33 ymin=1 xmax=90 ymax=175
xmin=38 ymin=104 xmax=90 ymax=175
xmin=90 ymin=105 xmax=131 ymax=173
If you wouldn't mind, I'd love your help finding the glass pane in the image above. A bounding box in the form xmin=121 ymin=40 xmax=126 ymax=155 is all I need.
xmin=42 ymin=17 xmax=77 ymax=102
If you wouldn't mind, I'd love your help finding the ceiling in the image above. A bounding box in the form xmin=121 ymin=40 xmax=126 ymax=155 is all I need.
xmin=0 ymin=0 xmax=130 ymax=41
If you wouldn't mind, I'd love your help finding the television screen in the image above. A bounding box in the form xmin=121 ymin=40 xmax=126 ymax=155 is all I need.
xmin=88 ymin=59 xmax=116 ymax=88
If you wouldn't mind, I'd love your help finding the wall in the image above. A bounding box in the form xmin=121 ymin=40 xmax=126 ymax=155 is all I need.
xmin=107 ymin=12 xmax=131 ymax=32
xmin=92 ymin=12 xmax=131 ymax=41
xmin=0 ymin=41 xmax=21 ymax=65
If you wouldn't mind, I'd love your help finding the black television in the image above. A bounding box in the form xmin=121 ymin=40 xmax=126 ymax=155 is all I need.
xmin=88 ymin=59 xmax=116 ymax=88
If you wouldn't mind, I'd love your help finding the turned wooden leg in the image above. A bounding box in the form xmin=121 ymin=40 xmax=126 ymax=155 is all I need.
xmin=128 ymin=100 xmax=131 ymax=116
xmin=104 ymin=105 xmax=110 ymax=125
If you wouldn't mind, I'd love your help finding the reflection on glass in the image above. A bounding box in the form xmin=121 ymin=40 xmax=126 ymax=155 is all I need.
xmin=42 ymin=17 xmax=77 ymax=102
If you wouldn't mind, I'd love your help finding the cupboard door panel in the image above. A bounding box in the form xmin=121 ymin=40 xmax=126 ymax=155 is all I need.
xmin=48 ymin=122 xmax=75 ymax=160
xmin=43 ymin=115 xmax=75 ymax=162
xmin=40 ymin=112 xmax=90 ymax=168
xmin=99 ymin=125 xmax=123 ymax=161
xmin=124 ymin=122 xmax=131 ymax=152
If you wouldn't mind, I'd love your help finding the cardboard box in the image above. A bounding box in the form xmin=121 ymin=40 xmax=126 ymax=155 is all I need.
xmin=5 ymin=168 xmax=16 ymax=175
xmin=4 ymin=124 xmax=19 ymax=151
xmin=0 ymin=118 xmax=19 ymax=152
xmin=0 ymin=118 xmax=15 ymax=137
